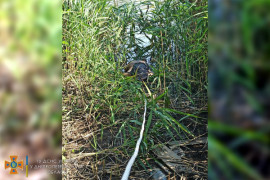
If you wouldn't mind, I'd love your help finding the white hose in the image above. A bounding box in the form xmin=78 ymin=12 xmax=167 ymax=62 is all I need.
xmin=121 ymin=99 xmax=147 ymax=180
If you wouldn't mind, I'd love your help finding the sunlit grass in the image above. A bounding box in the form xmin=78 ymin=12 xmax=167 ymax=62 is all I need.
xmin=62 ymin=0 xmax=207 ymax=178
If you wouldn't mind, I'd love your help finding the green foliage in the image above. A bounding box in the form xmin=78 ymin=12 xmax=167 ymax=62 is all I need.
xmin=62 ymin=0 xmax=207 ymax=175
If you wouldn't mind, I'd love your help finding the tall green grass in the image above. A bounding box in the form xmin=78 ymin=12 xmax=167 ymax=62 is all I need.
xmin=62 ymin=0 xmax=207 ymax=177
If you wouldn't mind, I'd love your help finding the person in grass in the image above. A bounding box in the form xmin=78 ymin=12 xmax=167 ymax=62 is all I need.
xmin=123 ymin=60 xmax=154 ymax=81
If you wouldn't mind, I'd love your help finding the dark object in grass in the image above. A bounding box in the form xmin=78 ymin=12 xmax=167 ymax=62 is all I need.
xmin=123 ymin=60 xmax=154 ymax=81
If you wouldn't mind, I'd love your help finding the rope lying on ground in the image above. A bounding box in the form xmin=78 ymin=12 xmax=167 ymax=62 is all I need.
xmin=121 ymin=98 xmax=147 ymax=180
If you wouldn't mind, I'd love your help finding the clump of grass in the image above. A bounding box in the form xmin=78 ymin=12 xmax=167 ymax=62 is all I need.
xmin=62 ymin=0 xmax=207 ymax=179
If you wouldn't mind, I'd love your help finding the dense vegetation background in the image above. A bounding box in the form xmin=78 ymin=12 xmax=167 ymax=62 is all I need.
xmin=0 ymin=0 xmax=61 ymax=179
xmin=62 ymin=0 xmax=208 ymax=179
xmin=0 ymin=0 xmax=269 ymax=179
xmin=209 ymin=0 xmax=270 ymax=179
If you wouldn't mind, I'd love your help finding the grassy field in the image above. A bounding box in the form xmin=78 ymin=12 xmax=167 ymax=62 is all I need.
xmin=62 ymin=0 xmax=208 ymax=179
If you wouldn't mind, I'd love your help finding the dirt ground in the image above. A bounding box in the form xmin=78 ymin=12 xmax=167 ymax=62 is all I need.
xmin=62 ymin=81 xmax=207 ymax=180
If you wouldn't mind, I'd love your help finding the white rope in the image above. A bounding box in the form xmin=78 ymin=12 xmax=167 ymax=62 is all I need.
xmin=121 ymin=99 xmax=147 ymax=180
